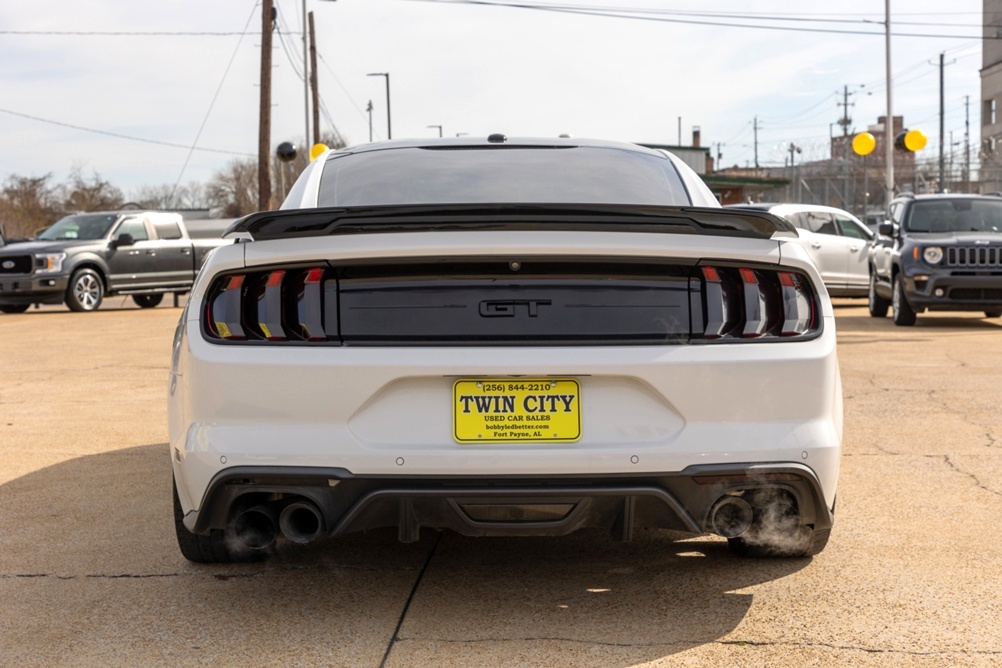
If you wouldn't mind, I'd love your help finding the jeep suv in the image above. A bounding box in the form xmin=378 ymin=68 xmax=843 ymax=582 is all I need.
xmin=868 ymin=194 xmax=1002 ymax=325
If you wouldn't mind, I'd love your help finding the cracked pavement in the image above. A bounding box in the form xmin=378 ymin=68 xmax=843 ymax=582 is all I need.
xmin=1 ymin=298 xmax=1001 ymax=667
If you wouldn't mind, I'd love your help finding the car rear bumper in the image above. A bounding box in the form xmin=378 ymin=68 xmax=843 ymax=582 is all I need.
xmin=178 ymin=462 xmax=835 ymax=542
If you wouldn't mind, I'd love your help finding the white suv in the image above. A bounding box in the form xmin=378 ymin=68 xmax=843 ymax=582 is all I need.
xmin=169 ymin=136 xmax=842 ymax=562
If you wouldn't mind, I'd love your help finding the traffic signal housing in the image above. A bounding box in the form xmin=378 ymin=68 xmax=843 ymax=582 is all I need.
xmin=894 ymin=129 xmax=927 ymax=152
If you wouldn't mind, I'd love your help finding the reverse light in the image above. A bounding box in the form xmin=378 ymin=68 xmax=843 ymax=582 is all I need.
xmin=34 ymin=252 xmax=66 ymax=274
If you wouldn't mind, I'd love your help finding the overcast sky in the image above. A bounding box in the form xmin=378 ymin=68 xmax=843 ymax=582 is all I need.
xmin=0 ymin=1 xmax=986 ymax=199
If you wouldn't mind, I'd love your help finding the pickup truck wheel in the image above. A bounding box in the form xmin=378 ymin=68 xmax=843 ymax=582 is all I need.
xmin=891 ymin=276 xmax=917 ymax=326
xmin=173 ymin=477 xmax=262 ymax=564
xmin=0 ymin=304 xmax=30 ymax=314
xmin=985 ymin=310 xmax=1002 ymax=318
xmin=66 ymin=269 xmax=104 ymax=312
xmin=868 ymin=272 xmax=889 ymax=318
xmin=132 ymin=294 xmax=164 ymax=309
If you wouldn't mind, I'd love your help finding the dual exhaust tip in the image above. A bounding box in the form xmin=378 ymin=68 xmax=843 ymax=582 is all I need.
xmin=232 ymin=499 xmax=323 ymax=549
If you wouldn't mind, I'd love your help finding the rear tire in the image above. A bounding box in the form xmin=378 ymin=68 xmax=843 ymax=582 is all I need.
xmin=65 ymin=268 xmax=104 ymax=312
xmin=891 ymin=275 xmax=917 ymax=326
xmin=173 ymin=477 xmax=260 ymax=564
xmin=867 ymin=271 xmax=890 ymax=318
xmin=132 ymin=294 xmax=164 ymax=309
xmin=0 ymin=304 xmax=30 ymax=314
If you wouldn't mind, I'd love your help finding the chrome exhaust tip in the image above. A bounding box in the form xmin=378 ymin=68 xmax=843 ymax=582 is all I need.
xmin=709 ymin=495 xmax=754 ymax=539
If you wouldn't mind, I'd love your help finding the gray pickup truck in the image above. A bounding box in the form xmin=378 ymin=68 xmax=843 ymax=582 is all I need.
xmin=0 ymin=211 xmax=230 ymax=313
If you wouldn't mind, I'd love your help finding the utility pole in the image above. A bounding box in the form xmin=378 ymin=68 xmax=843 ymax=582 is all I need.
xmin=837 ymin=84 xmax=854 ymax=211
xmin=258 ymin=0 xmax=274 ymax=211
xmin=754 ymin=116 xmax=760 ymax=169
xmin=939 ymin=52 xmax=945 ymax=192
xmin=712 ymin=142 xmax=724 ymax=171
xmin=934 ymin=51 xmax=956 ymax=192
xmin=837 ymin=85 xmax=854 ymax=138
xmin=366 ymin=100 xmax=373 ymax=142
xmin=964 ymin=95 xmax=971 ymax=192
xmin=301 ymin=0 xmax=310 ymax=149
xmin=309 ymin=11 xmax=320 ymax=146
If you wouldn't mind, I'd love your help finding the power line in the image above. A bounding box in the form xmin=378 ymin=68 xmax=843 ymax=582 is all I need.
xmin=169 ymin=2 xmax=260 ymax=202
xmin=407 ymin=0 xmax=992 ymax=38
xmin=0 ymin=107 xmax=253 ymax=157
xmin=0 ymin=30 xmax=255 ymax=36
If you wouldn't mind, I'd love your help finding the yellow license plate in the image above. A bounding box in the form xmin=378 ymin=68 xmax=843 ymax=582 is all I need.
xmin=453 ymin=378 xmax=581 ymax=443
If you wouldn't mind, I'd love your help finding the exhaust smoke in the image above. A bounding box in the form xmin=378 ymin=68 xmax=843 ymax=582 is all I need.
xmin=737 ymin=488 xmax=811 ymax=556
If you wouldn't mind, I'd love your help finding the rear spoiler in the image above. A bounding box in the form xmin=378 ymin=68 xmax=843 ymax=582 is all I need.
xmin=224 ymin=204 xmax=797 ymax=242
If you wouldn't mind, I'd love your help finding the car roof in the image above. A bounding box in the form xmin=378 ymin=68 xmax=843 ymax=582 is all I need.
xmin=336 ymin=135 xmax=668 ymax=157
xmin=899 ymin=193 xmax=1002 ymax=202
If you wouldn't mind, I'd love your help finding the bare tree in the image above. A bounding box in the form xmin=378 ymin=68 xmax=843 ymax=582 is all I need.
xmin=206 ymin=159 xmax=259 ymax=218
xmin=0 ymin=174 xmax=61 ymax=238
xmin=133 ymin=182 xmax=211 ymax=210
xmin=58 ymin=169 xmax=123 ymax=213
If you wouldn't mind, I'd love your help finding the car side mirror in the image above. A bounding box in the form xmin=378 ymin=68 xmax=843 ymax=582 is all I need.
xmin=112 ymin=233 xmax=135 ymax=248
xmin=877 ymin=222 xmax=894 ymax=238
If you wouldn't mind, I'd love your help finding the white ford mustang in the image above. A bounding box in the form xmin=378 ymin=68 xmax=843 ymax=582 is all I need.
xmin=168 ymin=135 xmax=842 ymax=562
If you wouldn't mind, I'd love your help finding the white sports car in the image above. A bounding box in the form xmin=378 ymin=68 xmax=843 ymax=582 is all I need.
xmin=169 ymin=135 xmax=842 ymax=562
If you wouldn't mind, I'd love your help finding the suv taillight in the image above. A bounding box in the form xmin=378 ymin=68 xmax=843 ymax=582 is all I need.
xmin=698 ymin=265 xmax=818 ymax=341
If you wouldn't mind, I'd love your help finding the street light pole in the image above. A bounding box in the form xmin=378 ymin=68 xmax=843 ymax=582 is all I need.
xmin=367 ymin=72 xmax=391 ymax=139
xmin=884 ymin=0 xmax=894 ymax=207
xmin=427 ymin=124 xmax=443 ymax=137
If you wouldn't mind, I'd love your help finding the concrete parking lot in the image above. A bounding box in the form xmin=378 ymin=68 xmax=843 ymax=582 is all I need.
xmin=1 ymin=298 xmax=1001 ymax=667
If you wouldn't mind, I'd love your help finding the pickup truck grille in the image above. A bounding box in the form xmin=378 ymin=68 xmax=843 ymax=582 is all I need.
xmin=0 ymin=255 xmax=32 ymax=275
xmin=201 ymin=259 xmax=820 ymax=346
xmin=946 ymin=246 xmax=1002 ymax=268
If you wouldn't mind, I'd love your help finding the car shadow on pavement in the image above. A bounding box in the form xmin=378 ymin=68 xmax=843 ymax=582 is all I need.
xmin=0 ymin=444 xmax=811 ymax=667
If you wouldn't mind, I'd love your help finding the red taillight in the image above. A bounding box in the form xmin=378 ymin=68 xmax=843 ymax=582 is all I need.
xmin=778 ymin=271 xmax=815 ymax=335
xmin=208 ymin=274 xmax=246 ymax=340
xmin=699 ymin=265 xmax=817 ymax=341
xmin=296 ymin=268 xmax=326 ymax=341
xmin=205 ymin=267 xmax=328 ymax=343
xmin=738 ymin=268 xmax=767 ymax=338
xmin=255 ymin=270 xmax=287 ymax=340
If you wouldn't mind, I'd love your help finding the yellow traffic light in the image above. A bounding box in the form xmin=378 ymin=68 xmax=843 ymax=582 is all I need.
xmin=852 ymin=132 xmax=876 ymax=156
xmin=894 ymin=129 xmax=927 ymax=152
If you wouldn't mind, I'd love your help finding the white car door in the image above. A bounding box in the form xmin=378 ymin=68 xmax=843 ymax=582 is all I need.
xmin=833 ymin=213 xmax=873 ymax=290
xmin=797 ymin=211 xmax=848 ymax=290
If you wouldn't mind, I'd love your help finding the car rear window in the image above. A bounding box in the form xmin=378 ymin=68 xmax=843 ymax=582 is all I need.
xmin=317 ymin=146 xmax=691 ymax=207
xmin=154 ymin=221 xmax=183 ymax=240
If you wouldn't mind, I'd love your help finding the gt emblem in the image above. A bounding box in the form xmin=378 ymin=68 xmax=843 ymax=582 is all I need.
xmin=479 ymin=299 xmax=551 ymax=317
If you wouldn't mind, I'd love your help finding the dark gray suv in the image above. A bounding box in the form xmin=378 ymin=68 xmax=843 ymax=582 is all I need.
xmin=868 ymin=194 xmax=1002 ymax=325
